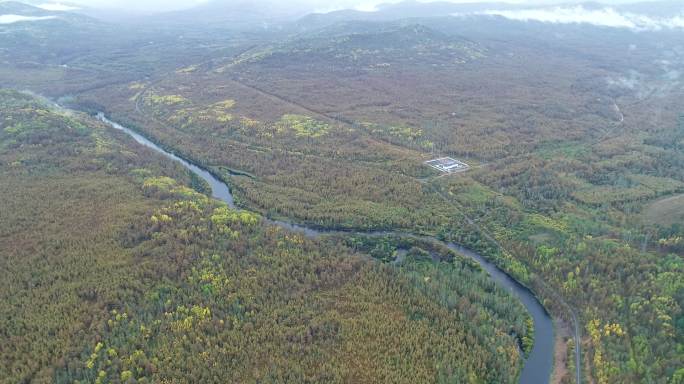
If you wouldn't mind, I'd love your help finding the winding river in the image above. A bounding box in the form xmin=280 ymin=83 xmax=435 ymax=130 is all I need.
xmin=99 ymin=113 xmax=554 ymax=384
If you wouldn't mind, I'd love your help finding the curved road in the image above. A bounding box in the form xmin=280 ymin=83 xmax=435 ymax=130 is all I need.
xmin=99 ymin=113 xmax=557 ymax=383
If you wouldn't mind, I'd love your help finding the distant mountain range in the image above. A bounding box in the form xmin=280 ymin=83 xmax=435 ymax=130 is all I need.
xmin=295 ymin=0 xmax=684 ymax=33
xmin=1 ymin=0 xmax=682 ymax=32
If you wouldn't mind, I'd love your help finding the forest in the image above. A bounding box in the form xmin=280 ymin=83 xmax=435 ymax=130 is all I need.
xmin=1 ymin=1 xmax=683 ymax=383
xmin=0 ymin=90 xmax=530 ymax=383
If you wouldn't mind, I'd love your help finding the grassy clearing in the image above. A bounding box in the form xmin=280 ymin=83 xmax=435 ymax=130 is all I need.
xmin=277 ymin=114 xmax=331 ymax=137
xmin=572 ymin=174 xmax=684 ymax=205
xmin=643 ymin=193 xmax=684 ymax=226
xmin=147 ymin=93 xmax=188 ymax=106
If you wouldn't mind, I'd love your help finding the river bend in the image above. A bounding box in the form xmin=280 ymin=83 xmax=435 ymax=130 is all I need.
xmin=99 ymin=113 xmax=554 ymax=384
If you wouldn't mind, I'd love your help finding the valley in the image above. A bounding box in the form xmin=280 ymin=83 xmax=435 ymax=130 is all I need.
xmin=1 ymin=1 xmax=683 ymax=383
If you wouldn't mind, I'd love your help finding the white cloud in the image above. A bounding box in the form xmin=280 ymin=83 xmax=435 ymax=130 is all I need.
xmin=36 ymin=3 xmax=80 ymax=11
xmin=0 ymin=14 xmax=56 ymax=24
xmin=472 ymin=6 xmax=684 ymax=31
xmin=353 ymin=2 xmax=381 ymax=12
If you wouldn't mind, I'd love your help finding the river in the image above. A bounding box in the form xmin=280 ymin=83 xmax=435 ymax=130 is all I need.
xmin=99 ymin=113 xmax=555 ymax=383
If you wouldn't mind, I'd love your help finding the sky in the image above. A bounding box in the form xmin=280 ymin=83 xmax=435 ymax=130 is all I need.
xmin=41 ymin=0 xmax=666 ymax=13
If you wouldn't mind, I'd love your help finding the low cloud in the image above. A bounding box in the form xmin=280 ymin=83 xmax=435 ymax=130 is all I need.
xmin=469 ymin=6 xmax=684 ymax=31
xmin=36 ymin=3 xmax=81 ymax=11
xmin=0 ymin=14 xmax=57 ymax=24
xmin=606 ymin=70 xmax=642 ymax=90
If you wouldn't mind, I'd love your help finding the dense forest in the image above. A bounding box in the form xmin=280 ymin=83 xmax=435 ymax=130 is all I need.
xmin=0 ymin=90 xmax=530 ymax=383
xmin=1 ymin=2 xmax=683 ymax=383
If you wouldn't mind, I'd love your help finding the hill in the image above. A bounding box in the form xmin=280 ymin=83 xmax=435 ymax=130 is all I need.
xmin=230 ymin=22 xmax=484 ymax=71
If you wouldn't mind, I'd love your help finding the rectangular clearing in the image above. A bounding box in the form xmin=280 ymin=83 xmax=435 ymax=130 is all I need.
xmin=425 ymin=157 xmax=469 ymax=173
